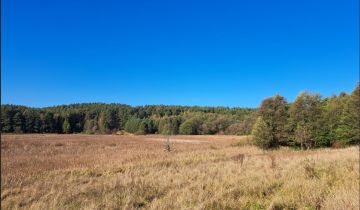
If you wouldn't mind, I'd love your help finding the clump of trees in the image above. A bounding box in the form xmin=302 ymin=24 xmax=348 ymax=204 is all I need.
xmin=252 ymin=84 xmax=359 ymax=149
xmin=2 ymin=84 xmax=358 ymax=150
xmin=1 ymin=104 xmax=255 ymax=135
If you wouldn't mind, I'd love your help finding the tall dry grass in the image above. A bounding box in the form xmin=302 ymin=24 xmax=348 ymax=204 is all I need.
xmin=1 ymin=134 xmax=359 ymax=209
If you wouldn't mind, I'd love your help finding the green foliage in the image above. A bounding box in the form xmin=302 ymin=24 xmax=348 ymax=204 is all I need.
xmin=251 ymin=117 xmax=273 ymax=149
xmin=317 ymin=94 xmax=346 ymax=147
xmin=225 ymin=114 xmax=256 ymax=135
xmin=43 ymin=112 xmax=55 ymax=133
xmin=1 ymin=103 xmax=255 ymax=134
xmin=288 ymin=92 xmax=322 ymax=149
xmin=1 ymin=83 xmax=358 ymax=149
xmin=256 ymin=94 xmax=288 ymax=147
xmin=139 ymin=119 xmax=157 ymax=134
xmin=294 ymin=122 xmax=312 ymax=150
xmin=83 ymin=119 xmax=98 ymax=134
xmin=251 ymin=84 xmax=359 ymax=149
xmin=125 ymin=118 xmax=142 ymax=134
xmin=314 ymin=89 xmax=359 ymax=147
xmin=1 ymin=103 xmax=255 ymax=135
xmin=62 ymin=118 xmax=71 ymax=134
xmin=335 ymin=84 xmax=360 ymax=144
xmin=13 ymin=112 xmax=24 ymax=133
xmin=179 ymin=120 xmax=197 ymax=135
xmin=23 ymin=109 xmax=41 ymax=133
xmin=159 ymin=116 xmax=181 ymax=135
xmin=1 ymin=106 xmax=14 ymax=132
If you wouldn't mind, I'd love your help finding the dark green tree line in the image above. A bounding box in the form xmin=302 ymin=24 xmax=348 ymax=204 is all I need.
xmin=1 ymin=103 xmax=255 ymax=135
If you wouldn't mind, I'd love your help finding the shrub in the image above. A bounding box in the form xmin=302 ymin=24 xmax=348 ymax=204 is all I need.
xmin=251 ymin=117 xmax=274 ymax=149
xmin=179 ymin=120 xmax=197 ymax=135
xmin=124 ymin=118 xmax=142 ymax=134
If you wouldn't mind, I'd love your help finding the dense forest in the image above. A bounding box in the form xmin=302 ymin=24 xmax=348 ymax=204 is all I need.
xmin=0 ymin=104 xmax=256 ymax=135
xmin=1 ymin=84 xmax=359 ymax=149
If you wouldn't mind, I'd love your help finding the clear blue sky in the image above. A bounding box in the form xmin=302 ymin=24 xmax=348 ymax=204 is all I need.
xmin=2 ymin=0 xmax=359 ymax=108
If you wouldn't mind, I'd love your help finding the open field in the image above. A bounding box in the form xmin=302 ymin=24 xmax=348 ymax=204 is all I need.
xmin=1 ymin=134 xmax=359 ymax=210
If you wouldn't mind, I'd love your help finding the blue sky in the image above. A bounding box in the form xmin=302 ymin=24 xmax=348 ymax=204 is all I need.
xmin=2 ymin=0 xmax=359 ymax=108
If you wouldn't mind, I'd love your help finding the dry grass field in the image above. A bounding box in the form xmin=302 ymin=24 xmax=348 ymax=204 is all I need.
xmin=1 ymin=134 xmax=359 ymax=210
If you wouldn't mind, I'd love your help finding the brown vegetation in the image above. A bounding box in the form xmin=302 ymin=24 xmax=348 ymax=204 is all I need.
xmin=1 ymin=134 xmax=359 ymax=209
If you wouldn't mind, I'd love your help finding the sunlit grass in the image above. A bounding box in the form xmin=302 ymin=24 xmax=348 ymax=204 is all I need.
xmin=1 ymin=134 xmax=358 ymax=209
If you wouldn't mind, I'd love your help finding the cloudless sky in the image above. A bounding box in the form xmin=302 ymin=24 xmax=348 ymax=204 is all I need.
xmin=2 ymin=0 xmax=359 ymax=108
